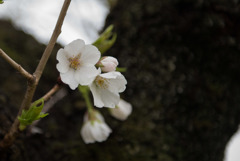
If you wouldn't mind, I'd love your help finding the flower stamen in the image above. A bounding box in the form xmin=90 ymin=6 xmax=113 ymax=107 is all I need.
xmin=69 ymin=55 xmax=81 ymax=70
xmin=95 ymin=76 xmax=109 ymax=89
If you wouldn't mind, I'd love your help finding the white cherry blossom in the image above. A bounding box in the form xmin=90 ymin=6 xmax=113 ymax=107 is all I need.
xmin=80 ymin=111 xmax=112 ymax=144
xmin=56 ymin=39 xmax=100 ymax=90
xmin=110 ymin=99 xmax=132 ymax=121
xmin=89 ymin=69 xmax=127 ymax=108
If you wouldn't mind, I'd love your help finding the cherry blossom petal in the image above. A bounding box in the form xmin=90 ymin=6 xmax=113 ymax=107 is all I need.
xmin=99 ymin=72 xmax=127 ymax=94
xmin=107 ymin=73 xmax=127 ymax=93
xmin=60 ymin=69 xmax=79 ymax=90
xmin=90 ymin=122 xmax=104 ymax=142
xmin=111 ymin=99 xmax=132 ymax=121
xmin=74 ymin=65 xmax=99 ymax=85
xmin=81 ymin=45 xmax=101 ymax=65
xmin=100 ymin=89 xmax=120 ymax=108
xmin=89 ymin=83 xmax=104 ymax=108
xmin=90 ymin=122 xmax=111 ymax=142
xmin=100 ymin=71 xmax=119 ymax=79
xmin=64 ymin=39 xmax=85 ymax=57
xmin=56 ymin=49 xmax=70 ymax=73
xmin=80 ymin=122 xmax=96 ymax=144
xmin=100 ymin=123 xmax=112 ymax=137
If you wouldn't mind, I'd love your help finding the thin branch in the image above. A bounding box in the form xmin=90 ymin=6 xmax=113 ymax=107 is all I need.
xmin=0 ymin=48 xmax=33 ymax=81
xmin=34 ymin=0 xmax=71 ymax=83
xmin=28 ymin=87 xmax=68 ymax=134
xmin=0 ymin=0 xmax=72 ymax=149
xmin=42 ymin=84 xmax=61 ymax=102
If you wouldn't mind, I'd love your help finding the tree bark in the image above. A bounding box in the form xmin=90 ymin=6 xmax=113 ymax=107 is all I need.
xmin=104 ymin=0 xmax=240 ymax=160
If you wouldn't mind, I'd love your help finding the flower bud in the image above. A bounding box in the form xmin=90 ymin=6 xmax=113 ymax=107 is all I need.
xmin=99 ymin=56 xmax=119 ymax=72
xmin=110 ymin=99 xmax=132 ymax=121
xmin=81 ymin=111 xmax=112 ymax=144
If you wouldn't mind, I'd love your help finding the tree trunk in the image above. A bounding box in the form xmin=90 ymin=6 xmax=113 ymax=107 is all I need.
xmin=104 ymin=0 xmax=240 ymax=160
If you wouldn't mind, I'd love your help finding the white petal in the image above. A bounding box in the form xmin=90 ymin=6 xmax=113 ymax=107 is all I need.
xmin=107 ymin=73 xmax=127 ymax=93
xmin=100 ymin=71 xmax=119 ymax=79
xmin=90 ymin=122 xmax=105 ymax=142
xmin=90 ymin=122 xmax=111 ymax=142
xmin=100 ymin=123 xmax=112 ymax=136
xmin=100 ymin=72 xmax=127 ymax=94
xmin=119 ymin=100 xmax=132 ymax=115
xmin=60 ymin=69 xmax=78 ymax=90
xmin=64 ymin=39 xmax=85 ymax=57
xmin=74 ymin=65 xmax=99 ymax=85
xmin=89 ymin=83 xmax=104 ymax=108
xmin=111 ymin=108 xmax=125 ymax=121
xmin=56 ymin=49 xmax=70 ymax=73
xmin=100 ymin=89 xmax=120 ymax=108
xmin=111 ymin=99 xmax=132 ymax=121
xmin=81 ymin=45 xmax=101 ymax=65
xmin=80 ymin=122 xmax=96 ymax=144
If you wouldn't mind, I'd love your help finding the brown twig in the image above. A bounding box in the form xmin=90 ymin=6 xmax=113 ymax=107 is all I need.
xmin=0 ymin=48 xmax=33 ymax=81
xmin=28 ymin=87 xmax=68 ymax=134
xmin=0 ymin=0 xmax=72 ymax=149
xmin=34 ymin=0 xmax=71 ymax=84
xmin=42 ymin=84 xmax=61 ymax=102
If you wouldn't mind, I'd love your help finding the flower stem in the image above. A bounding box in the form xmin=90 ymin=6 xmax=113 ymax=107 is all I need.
xmin=78 ymin=86 xmax=94 ymax=117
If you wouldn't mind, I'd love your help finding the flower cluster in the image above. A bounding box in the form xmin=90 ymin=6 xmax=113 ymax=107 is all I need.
xmin=56 ymin=39 xmax=100 ymax=90
xmin=56 ymin=39 xmax=132 ymax=144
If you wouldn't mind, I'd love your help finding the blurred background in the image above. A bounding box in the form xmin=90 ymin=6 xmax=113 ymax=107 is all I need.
xmin=1 ymin=0 xmax=240 ymax=161
xmin=0 ymin=0 xmax=109 ymax=45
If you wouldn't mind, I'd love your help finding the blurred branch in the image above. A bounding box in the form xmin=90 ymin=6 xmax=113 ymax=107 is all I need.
xmin=28 ymin=87 xmax=68 ymax=134
xmin=42 ymin=84 xmax=61 ymax=102
xmin=0 ymin=48 xmax=33 ymax=81
xmin=0 ymin=0 xmax=72 ymax=149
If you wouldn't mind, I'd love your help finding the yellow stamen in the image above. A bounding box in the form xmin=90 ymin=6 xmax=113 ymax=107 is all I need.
xmin=69 ymin=55 xmax=80 ymax=70
xmin=95 ymin=76 xmax=109 ymax=89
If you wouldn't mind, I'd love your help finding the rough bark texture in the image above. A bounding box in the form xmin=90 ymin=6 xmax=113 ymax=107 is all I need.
xmin=104 ymin=0 xmax=240 ymax=160
xmin=1 ymin=0 xmax=240 ymax=160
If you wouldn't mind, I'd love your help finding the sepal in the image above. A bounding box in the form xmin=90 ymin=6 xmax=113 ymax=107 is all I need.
xmin=116 ymin=67 xmax=127 ymax=72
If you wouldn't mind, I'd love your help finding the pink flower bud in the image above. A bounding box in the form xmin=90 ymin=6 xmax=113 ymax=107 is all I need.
xmin=100 ymin=56 xmax=118 ymax=72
